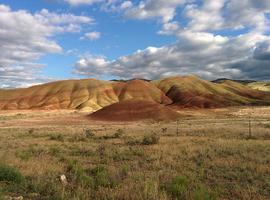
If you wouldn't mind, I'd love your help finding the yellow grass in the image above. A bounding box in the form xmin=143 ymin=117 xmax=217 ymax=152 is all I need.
xmin=0 ymin=107 xmax=269 ymax=199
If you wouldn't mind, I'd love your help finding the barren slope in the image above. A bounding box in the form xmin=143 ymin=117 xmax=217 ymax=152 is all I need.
xmin=247 ymin=82 xmax=270 ymax=92
xmin=89 ymin=99 xmax=180 ymax=121
xmin=0 ymin=76 xmax=270 ymax=111
xmin=152 ymin=75 xmax=270 ymax=108
xmin=0 ymin=79 xmax=170 ymax=111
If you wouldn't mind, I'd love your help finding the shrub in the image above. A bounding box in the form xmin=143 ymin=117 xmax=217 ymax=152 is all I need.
xmin=67 ymin=160 xmax=94 ymax=188
xmin=142 ymin=134 xmax=160 ymax=145
xmin=16 ymin=145 xmax=45 ymax=161
xmin=125 ymin=138 xmax=141 ymax=146
xmin=114 ymin=129 xmax=124 ymax=138
xmin=0 ymin=163 xmax=24 ymax=185
xmin=49 ymin=134 xmax=64 ymax=142
xmin=89 ymin=165 xmax=118 ymax=189
xmin=85 ymin=129 xmax=95 ymax=138
xmin=28 ymin=128 xmax=34 ymax=135
xmin=161 ymin=128 xmax=167 ymax=133
xmin=194 ymin=185 xmax=215 ymax=200
xmin=265 ymin=124 xmax=270 ymax=129
xmin=48 ymin=146 xmax=61 ymax=157
xmin=164 ymin=176 xmax=188 ymax=199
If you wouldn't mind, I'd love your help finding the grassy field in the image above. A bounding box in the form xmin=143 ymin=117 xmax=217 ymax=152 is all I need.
xmin=0 ymin=107 xmax=269 ymax=200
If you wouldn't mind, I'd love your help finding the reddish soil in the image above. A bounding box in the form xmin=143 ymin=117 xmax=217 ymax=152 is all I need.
xmin=89 ymin=99 xmax=181 ymax=121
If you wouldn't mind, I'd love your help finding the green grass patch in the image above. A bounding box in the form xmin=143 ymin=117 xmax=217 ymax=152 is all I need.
xmin=0 ymin=163 xmax=24 ymax=185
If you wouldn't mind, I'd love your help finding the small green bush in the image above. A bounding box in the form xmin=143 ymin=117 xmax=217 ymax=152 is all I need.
xmin=194 ymin=185 xmax=215 ymax=200
xmin=164 ymin=176 xmax=188 ymax=199
xmin=89 ymin=165 xmax=118 ymax=189
xmin=67 ymin=160 xmax=94 ymax=188
xmin=0 ymin=163 xmax=24 ymax=185
xmin=142 ymin=134 xmax=160 ymax=145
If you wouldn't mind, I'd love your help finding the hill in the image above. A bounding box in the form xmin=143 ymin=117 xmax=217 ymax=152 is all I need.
xmin=89 ymin=99 xmax=180 ymax=121
xmin=246 ymin=82 xmax=270 ymax=92
xmin=0 ymin=76 xmax=270 ymax=111
xmin=152 ymin=76 xmax=270 ymax=108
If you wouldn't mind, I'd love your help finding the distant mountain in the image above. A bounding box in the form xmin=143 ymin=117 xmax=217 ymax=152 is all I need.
xmin=0 ymin=76 xmax=270 ymax=112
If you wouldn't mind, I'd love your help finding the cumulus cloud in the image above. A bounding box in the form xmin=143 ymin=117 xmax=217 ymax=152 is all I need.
xmin=0 ymin=4 xmax=93 ymax=87
xmin=81 ymin=31 xmax=101 ymax=40
xmin=75 ymin=31 xmax=270 ymax=80
xmin=124 ymin=0 xmax=186 ymax=23
xmin=74 ymin=0 xmax=270 ymax=81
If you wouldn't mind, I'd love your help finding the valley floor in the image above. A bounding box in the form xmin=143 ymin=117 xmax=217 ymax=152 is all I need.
xmin=0 ymin=107 xmax=270 ymax=200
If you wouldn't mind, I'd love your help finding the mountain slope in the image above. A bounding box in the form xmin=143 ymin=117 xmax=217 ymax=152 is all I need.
xmin=246 ymin=82 xmax=270 ymax=92
xmin=0 ymin=76 xmax=270 ymax=111
xmin=0 ymin=79 xmax=170 ymax=111
xmin=152 ymin=76 xmax=270 ymax=108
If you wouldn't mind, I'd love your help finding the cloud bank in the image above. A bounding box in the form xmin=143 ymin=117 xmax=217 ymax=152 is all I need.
xmin=0 ymin=4 xmax=93 ymax=87
xmin=75 ymin=0 xmax=270 ymax=81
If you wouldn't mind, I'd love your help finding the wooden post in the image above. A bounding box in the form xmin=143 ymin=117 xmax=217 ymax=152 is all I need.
xmin=248 ymin=116 xmax=252 ymax=139
xmin=176 ymin=120 xmax=179 ymax=136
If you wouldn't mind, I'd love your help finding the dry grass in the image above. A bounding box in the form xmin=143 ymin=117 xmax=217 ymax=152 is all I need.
xmin=0 ymin=107 xmax=269 ymax=199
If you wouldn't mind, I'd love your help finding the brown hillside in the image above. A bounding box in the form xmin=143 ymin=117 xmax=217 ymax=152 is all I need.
xmin=0 ymin=76 xmax=270 ymax=111
xmin=0 ymin=79 xmax=170 ymax=111
xmin=152 ymin=75 xmax=270 ymax=108
xmin=89 ymin=99 xmax=181 ymax=121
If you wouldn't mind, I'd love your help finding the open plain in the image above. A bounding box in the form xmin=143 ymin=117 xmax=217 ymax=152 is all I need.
xmin=0 ymin=107 xmax=269 ymax=200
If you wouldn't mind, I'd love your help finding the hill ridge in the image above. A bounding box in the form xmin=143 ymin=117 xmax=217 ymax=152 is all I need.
xmin=0 ymin=76 xmax=270 ymax=111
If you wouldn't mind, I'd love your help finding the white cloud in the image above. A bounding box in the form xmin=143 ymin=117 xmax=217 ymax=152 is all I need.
xmin=185 ymin=0 xmax=225 ymax=31
xmin=0 ymin=4 xmax=93 ymax=87
xmin=120 ymin=1 xmax=133 ymax=9
xmin=82 ymin=31 xmax=101 ymax=40
xmin=124 ymin=0 xmax=186 ymax=23
xmin=74 ymin=0 xmax=270 ymax=81
xmin=64 ymin=0 xmax=103 ymax=6
xmin=158 ymin=21 xmax=180 ymax=35
xmin=75 ymin=30 xmax=270 ymax=81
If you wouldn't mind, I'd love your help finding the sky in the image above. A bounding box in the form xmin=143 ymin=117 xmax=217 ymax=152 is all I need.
xmin=0 ymin=0 xmax=270 ymax=88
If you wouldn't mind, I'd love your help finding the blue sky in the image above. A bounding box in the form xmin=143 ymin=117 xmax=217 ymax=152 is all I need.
xmin=0 ymin=0 xmax=270 ymax=87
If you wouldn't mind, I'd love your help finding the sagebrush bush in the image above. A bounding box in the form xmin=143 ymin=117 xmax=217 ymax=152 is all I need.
xmin=142 ymin=134 xmax=160 ymax=145
xmin=194 ymin=185 xmax=215 ymax=200
xmin=85 ymin=129 xmax=95 ymax=138
xmin=89 ymin=165 xmax=118 ymax=189
xmin=114 ymin=129 xmax=124 ymax=138
xmin=164 ymin=176 xmax=188 ymax=199
xmin=67 ymin=160 xmax=94 ymax=188
xmin=0 ymin=163 xmax=24 ymax=185
xmin=49 ymin=134 xmax=64 ymax=142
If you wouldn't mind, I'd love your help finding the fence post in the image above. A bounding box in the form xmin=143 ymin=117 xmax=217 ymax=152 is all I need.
xmin=248 ymin=116 xmax=252 ymax=139
xmin=176 ymin=120 xmax=180 ymax=136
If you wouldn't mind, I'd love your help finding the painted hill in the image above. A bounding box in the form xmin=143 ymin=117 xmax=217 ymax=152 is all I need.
xmin=0 ymin=75 xmax=270 ymax=111
xmin=152 ymin=76 xmax=270 ymax=108
xmin=212 ymin=78 xmax=270 ymax=93
xmin=0 ymin=79 xmax=170 ymax=111
xmin=90 ymin=99 xmax=180 ymax=121
xmin=246 ymin=82 xmax=270 ymax=92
